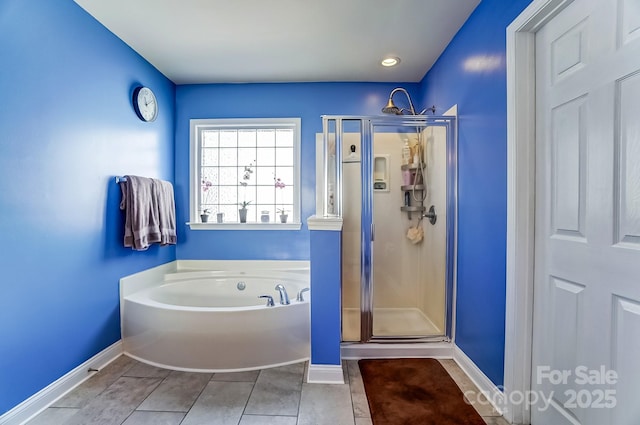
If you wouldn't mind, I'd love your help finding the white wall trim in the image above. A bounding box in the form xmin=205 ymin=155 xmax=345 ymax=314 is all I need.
xmin=307 ymin=215 xmax=343 ymax=231
xmin=505 ymin=1 xmax=574 ymax=424
xmin=0 ymin=341 xmax=123 ymax=425
xmin=453 ymin=345 xmax=504 ymax=417
xmin=307 ymin=364 xmax=345 ymax=384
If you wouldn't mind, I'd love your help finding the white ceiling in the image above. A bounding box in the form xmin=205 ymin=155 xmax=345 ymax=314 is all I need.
xmin=73 ymin=0 xmax=480 ymax=85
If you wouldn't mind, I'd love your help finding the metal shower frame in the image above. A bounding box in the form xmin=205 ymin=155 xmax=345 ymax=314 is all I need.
xmin=322 ymin=114 xmax=458 ymax=343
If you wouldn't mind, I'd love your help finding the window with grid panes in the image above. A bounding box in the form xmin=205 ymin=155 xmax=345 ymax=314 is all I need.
xmin=190 ymin=118 xmax=301 ymax=226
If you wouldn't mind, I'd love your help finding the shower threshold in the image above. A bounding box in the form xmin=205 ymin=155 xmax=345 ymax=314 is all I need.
xmin=342 ymin=307 xmax=444 ymax=341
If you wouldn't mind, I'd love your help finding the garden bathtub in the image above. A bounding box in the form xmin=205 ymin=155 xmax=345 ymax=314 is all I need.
xmin=121 ymin=269 xmax=310 ymax=372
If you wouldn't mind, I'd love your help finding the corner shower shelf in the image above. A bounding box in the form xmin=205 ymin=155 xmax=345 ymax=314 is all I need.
xmin=401 ymin=164 xmax=426 ymax=220
xmin=401 ymin=163 xmax=426 ymax=171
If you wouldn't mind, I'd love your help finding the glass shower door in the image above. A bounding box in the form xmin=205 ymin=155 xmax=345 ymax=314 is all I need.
xmin=370 ymin=123 xmax=448 ymax=339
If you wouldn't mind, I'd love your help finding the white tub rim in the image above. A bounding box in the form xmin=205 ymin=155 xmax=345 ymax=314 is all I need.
xmin=124 ymin=270 xmax=310 ymax=312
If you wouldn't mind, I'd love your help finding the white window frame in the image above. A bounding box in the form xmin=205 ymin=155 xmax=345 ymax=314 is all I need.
xmin=188 ymin=118 xmax=302 ymax=230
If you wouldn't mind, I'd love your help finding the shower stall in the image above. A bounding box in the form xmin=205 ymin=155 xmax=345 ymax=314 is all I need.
xmin=319 ymin=111 xmax=457 ymax=344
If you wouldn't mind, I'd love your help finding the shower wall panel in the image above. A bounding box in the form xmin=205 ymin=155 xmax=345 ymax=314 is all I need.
xmin=341 ymin=134 xmax=362 ymax=312
xmin=417 ymin=126 xmax=448 ymax=333
xmin=372 ymin=133 xmax=423 ymax=310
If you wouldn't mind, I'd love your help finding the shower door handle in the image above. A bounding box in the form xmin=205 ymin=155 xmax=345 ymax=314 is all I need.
xmin=371 ymin=223 xmax=375 ymax=241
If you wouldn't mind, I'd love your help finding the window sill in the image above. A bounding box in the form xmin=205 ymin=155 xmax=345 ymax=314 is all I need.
xmin=187 ymin=222 xmax=302 ymax=231
xmin=307 ymin=215 xmax=343 ymax=231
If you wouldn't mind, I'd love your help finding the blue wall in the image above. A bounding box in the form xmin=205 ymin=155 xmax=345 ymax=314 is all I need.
xmin=0 ymin=0 xmax=176 ymax=415
xmin=418 ymin=0 xmax=532 ymax=386
xmin=174 ymin=83 xmax=419 ymax=260
xmin=309 ymin=230 xmax=342 ymax=365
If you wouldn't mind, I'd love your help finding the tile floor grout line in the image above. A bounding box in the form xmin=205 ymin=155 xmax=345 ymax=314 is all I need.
xmin=120 ymin=376 xmax=163 ymax=425
xmin=126 ymin=369 xmax=171 ymax=422
xmin=177 ymin=405 xmax=188 ymax=425
xmin=295 ymin=362 xmax=306 ymax=425
xmin=236 ymin=369 xmax=260 ymax=424
xmin=346 ymin=361 xmax=358 ymax=424
xmin=180 ymin=372 xmax=216 ymax=414
xmin=89 ymin=354 xmax=134 ymax=408
xmin=173 ymin=371 xmax=216 ymax=422
xmin=351 ymin=363 xmax=360 ymax=425
xmin=167 ymin=370 xmax=221 ymax=425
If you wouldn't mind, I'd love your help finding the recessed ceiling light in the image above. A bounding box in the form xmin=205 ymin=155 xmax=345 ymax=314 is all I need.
xmin=381 ymin=57 xmax=400 ymax=67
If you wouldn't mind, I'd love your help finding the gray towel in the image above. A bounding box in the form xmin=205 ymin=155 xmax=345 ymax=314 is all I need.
xmin=120 ymin=175 xmax=176 ymax=250
xmin=152 ymin=178 xmax=177 ymax=246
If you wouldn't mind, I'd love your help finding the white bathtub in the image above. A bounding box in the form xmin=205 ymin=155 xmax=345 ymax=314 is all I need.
xmin=121 ymin=268 xmax=310 ymax=372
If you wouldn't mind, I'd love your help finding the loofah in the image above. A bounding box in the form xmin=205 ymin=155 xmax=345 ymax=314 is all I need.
xmin=406 ymin=225 xmax=424 ymax=244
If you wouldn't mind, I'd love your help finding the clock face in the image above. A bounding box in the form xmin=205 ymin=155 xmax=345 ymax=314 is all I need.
xmin=134 ymin=86 xmax=158 ymax=122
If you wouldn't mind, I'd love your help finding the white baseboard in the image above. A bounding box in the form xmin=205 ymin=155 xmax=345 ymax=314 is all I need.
xmin=307 ymin=364 xmax=345 ymax=384
xmin=453 ymin=344 xmax=505 ymax=416
xmin=0 ymin=341 xmax=123 ymax=425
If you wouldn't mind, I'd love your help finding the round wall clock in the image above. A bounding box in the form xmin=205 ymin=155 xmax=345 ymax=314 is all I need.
xmin=133 ymin=86 xmax=158 ymax=122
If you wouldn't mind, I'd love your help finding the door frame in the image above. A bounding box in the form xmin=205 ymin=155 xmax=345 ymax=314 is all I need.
xmin=504 ymin=0 xmax=574 ymax=423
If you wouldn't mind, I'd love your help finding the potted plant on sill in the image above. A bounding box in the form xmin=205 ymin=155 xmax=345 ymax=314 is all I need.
xmin=200 ymin=178 xmax=214 ymax=223
xmin=238 ymin=162 xmax=254 ymax=223
xmin=277 ymin=208 xmax=289 ymax=223
xmin=200 ymin=208 xmax=211 ymax=223
xmin=274 ymin=176 xmax=288 ymax=223
xmin=238 ymin=201 xmax=251 ymax=223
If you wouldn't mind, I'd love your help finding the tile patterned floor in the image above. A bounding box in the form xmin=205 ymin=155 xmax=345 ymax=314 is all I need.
xmin=27 ymin=355 xmax=509 ymax=425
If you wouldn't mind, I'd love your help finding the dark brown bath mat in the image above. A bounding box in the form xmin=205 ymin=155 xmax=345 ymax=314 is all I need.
xmin=359 ymin=358 xmax=486 ymax=425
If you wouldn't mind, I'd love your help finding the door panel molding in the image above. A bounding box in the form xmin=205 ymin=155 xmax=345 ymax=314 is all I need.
xmin=614 ymin=71 xmax=640 ymax=247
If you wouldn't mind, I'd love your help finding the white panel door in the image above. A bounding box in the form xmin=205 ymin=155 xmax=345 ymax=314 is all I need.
xmin=533 ymin=0 xmax=640 ymax=424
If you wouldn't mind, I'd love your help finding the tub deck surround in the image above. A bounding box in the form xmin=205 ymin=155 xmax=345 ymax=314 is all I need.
xmin=306 ymin=215 xmax=343 ymax=231
xmin=120 ymin=261 xmax=310 ymax=373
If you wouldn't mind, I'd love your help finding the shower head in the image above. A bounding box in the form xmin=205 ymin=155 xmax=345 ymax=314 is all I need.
xmin=381 ymin=88 xmax=436 ymax=115
xmin=381 ymin=97 xmax=401 ymax=115
xmin=382 ymin=87 xmax=417 ymax=115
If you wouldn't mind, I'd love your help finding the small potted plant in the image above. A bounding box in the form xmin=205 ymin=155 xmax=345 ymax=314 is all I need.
xmin=277 ymin=207 xmax=288 ymax=223
xmin=238 ymin=162 xmax=254 ymax=223
xmin=238 ymin=201 xmax=251 ymax=223
xmin=200 ymin=208 xmax=211 ymax=223
xmin=274 ymin=176 xmax=288 ymax=223
xmin=200 ymin=178 xmax=214 ymax=223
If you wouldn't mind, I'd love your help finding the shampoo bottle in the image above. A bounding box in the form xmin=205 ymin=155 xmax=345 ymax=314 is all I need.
xmin=402 ymin=140 xmax=411 ymax=166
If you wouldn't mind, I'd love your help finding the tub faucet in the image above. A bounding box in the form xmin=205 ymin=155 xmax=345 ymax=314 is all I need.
xmin=296 ymin=287 xmax=310 ymax=302
xmin=258 ymin=295 xmax=275 ymax=307
xmin=275 ymin=284 xmax=290 ymax=305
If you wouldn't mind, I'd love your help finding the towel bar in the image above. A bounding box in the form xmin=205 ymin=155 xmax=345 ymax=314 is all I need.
xmin=115 ymin=176 xmax=127 ymax=183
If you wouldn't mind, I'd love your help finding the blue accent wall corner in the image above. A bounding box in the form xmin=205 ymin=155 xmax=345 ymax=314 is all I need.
xmin=0 ymin=0 xmax=176 ymax=414
xmin=418 ymin=0 xmax=533 ymax=386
